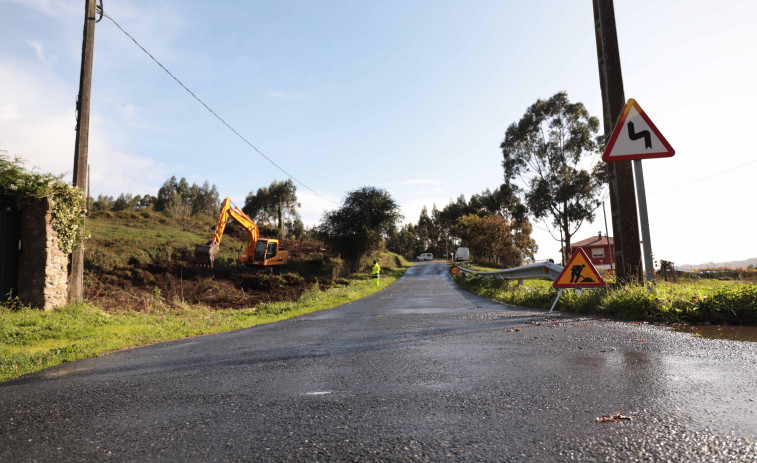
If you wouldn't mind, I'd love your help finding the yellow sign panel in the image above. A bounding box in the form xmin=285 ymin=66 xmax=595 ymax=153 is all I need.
xmin=553 ymin=248 xmax=606 ymax=288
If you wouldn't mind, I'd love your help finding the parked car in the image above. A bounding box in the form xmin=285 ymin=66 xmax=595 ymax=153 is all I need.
xmin=417 ymin=253 xmax=433 ymax=261
xmin=454 ymin=247 xmax=470 ymax=262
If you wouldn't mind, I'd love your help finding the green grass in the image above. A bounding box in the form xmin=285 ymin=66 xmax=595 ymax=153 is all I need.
xmin=460 ymin=263 xmax=501 ymax=272
xmin=454 ymin=275 xmax=757 ymax=325
xmin=85 ymin=210 xmax=247 ymax=271
xmin=1 ymin=207 xmax=413 ymax=382
xmin=0 ymin=267 xmax=406 ymax=383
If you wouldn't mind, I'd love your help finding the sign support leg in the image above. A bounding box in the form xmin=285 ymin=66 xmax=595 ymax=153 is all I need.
xmin=549 ymin=289 xmax=564 ymax=313
xmin=633 ymin=159 xmax=655 ymax=283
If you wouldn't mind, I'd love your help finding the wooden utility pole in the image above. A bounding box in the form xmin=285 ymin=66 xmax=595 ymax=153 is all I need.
xmin=70 ymin=0 xmax=97 ymax=301
xmin=592 ymin=0 xmax=643 ymax=283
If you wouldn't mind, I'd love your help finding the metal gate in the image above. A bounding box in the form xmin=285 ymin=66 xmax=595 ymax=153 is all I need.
xmin=0 ymin=198 xmax=21 ymax=300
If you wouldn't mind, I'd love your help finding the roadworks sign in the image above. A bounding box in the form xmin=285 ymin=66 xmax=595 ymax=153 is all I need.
xmin=602 ymin=98 xmax=675 ymax=162
xmin=553 ymin=248 xmax=606 ymax=288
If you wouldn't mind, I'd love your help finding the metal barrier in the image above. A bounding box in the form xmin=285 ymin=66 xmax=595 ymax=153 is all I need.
xmin=453 ymin=261 xmax=568 ymax=313
xmin=454 ymin=261 xmax=564 ymax=282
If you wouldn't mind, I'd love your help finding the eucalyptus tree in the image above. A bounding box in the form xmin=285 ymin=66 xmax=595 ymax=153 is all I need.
xmin=243 ymin=179 xmax=300 ymax=236
xmin=501 ymin=91 xmax=604 ymax=264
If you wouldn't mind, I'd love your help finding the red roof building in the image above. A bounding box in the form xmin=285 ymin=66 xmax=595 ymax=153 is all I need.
xmin=569 ymin=232 xmax=615 ymax=270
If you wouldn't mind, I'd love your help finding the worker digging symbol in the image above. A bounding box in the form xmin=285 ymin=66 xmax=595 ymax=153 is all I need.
xmin=569 ymin=264 xmax=596 ymax=284
xmin=570 ymin=264 xmax=584 ymax=283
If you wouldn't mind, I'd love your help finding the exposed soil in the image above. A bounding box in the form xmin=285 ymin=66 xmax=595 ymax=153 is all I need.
xmin=85 ymin=239 xmax=337 ymax=312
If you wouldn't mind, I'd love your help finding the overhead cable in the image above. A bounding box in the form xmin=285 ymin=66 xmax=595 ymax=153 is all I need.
xmin=101 ymin=11 xmax=335 ymax=203
xmin=650 ymin=157 xmax=757 ymax=195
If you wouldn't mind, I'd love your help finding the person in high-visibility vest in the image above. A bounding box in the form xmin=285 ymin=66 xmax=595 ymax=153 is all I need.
xmin=372 ymin=260 xmax=381 ymax=285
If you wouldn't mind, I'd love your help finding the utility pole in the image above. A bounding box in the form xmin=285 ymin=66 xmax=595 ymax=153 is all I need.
xmin=70 ymin=0 xmax=97 ymax=301
xmin=592 ymin=0 xmax=643 ymax=283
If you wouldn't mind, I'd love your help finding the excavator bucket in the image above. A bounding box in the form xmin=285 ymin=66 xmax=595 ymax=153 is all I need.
xmin=194 ymin=242 xmax=220 ymax=267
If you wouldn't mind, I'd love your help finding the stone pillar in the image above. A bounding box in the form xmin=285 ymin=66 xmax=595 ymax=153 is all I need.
xmin=17 ymin=198 xmax=69 ymax=310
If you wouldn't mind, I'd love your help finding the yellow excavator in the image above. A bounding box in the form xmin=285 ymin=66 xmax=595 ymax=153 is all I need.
xmin=194 ymin=197 xmax=288 ymax=269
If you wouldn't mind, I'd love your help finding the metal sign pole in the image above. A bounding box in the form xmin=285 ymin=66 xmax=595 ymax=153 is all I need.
xmin=633 ymin=159 xmax=655 ymax=283
xmin=549 ymin=289 xmax=564 ymax=313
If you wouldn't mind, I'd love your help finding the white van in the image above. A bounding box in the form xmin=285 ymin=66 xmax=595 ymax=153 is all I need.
xmin=417 ymin=253 xmax=433 ymax=261
xmin=454 ymin=247 xmax=470 ymax=262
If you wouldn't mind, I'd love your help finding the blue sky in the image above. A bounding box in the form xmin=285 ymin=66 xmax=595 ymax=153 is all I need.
xmin=1 ymin=0 xmax=756 ymax=266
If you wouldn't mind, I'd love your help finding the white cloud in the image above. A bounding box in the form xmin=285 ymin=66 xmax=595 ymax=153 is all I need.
xmin=87 ymin=127 xmax=171 ymax=197
xmin=25 ymin=40 xmax=56 ymax=67
xmin=297 ymin=189 xmax=339 ymax=227
xmin=0 ymin=101 xmax=20 ymax=121
xmin=0 ymin=58 xmax=74 ymax=175
xmin=399 ymin=196 xmax=449 ymax=225
xmin=0 ymin=54 xmax=173 ymax=196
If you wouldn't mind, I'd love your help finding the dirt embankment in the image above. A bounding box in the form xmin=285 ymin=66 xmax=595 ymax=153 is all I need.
xmin=85 ymin=239 xmax=338 ymax=311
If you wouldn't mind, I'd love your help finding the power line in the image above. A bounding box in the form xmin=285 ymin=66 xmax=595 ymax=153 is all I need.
xmin=101 ymin=11 xmax=336 ymax=204
xmin=650 ymin=157 xmax=757 ymax=195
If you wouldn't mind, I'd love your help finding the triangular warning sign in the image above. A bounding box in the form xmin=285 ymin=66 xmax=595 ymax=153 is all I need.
xmin=602 ymin=98 xmax=675 ymax=162
xmin=553 ymin=248 xmax=606 ymax=288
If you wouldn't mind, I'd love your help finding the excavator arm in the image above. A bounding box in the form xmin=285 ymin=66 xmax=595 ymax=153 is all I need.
xmin=195 ymin=197 xmax=259 ymax=267
xmin=208 ymin=197 xmax=259 ymax=246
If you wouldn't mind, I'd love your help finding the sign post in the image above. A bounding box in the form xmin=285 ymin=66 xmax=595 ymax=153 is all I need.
xmin=603 ymin=99 xmax=674 ymax=283
xmin=633 ymin=160 xmax=654 ymax=283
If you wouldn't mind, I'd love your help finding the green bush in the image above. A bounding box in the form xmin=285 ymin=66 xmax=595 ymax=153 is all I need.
xmin=1 ymin=153 xmax=86 ymax=253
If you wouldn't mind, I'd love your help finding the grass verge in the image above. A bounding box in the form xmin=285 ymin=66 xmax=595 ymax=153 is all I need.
xmin=453 ymin=274 xmax=757 ymax=325
xmin=0 ymin=267 xmax=406 ymax=383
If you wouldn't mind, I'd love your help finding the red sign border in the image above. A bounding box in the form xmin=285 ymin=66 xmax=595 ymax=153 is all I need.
xmin=552 ymin=248 xmax=606 ymax=288
xmin=602 ymin=98 xmax=675 ymax=162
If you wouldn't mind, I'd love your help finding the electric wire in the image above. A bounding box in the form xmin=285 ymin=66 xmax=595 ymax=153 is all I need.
xmin=101 ymin=11 xmax=335 ymax=204
xmin=650 ymin=157 xmax=757 ymax=195
xmin=102 ymin=8 xmax=756 ymax=210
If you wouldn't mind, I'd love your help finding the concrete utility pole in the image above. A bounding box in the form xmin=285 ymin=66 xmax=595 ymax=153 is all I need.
xmin=592 ymin=0 xmax=643 ymax=283
xmin=70 ymin=0 xmax=97 ymax=302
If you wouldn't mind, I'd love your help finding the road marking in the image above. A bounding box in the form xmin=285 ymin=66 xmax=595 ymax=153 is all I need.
xmin=303 ymin=391 xmax=332 ymax=396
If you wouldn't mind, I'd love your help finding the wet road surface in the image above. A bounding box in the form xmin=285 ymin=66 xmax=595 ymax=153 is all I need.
xmin=1 ymin=261 xmax=756 ymax=461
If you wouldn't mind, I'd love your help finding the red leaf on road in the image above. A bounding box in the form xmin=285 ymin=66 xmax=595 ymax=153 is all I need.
xmin=596 ymin=412 xmax=632 ymax=423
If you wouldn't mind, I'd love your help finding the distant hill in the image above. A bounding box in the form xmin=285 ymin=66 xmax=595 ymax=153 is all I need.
xmin=679 ymin=257 xmax=757 ymax=270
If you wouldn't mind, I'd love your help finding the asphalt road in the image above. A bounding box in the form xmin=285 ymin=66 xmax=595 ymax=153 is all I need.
xmin=1 ymin=261 xmax=756 ymax=461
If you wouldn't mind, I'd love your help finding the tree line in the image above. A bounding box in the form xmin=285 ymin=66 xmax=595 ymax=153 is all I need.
xmin=328 ymin=91 xmax=606 ymax=268
xmin=88 ymin=90 xmax=605 ymax=269
xmin=90 ymin=177 xmax=306 ymax=239
xmin=384 ymin=186 xmax=536 ymax=267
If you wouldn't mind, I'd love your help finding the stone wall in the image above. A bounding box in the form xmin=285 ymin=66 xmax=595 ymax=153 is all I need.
xmin=17 ymin=198 xmax=69 ymax=310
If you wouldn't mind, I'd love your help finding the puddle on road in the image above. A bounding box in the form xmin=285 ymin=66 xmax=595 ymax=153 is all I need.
xmin=673 ymin=325 xmax=757 ymax=343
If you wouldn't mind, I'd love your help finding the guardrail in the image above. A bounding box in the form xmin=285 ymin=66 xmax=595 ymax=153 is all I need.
xmin=454 ymin=261 xmax=564 ymax=282
xmin=452 ymin=261 xmax=568 ymax=313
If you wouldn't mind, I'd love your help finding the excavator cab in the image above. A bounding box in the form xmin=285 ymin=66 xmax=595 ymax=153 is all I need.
xmin=252 ymin=239 xmax=287 ymax=266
